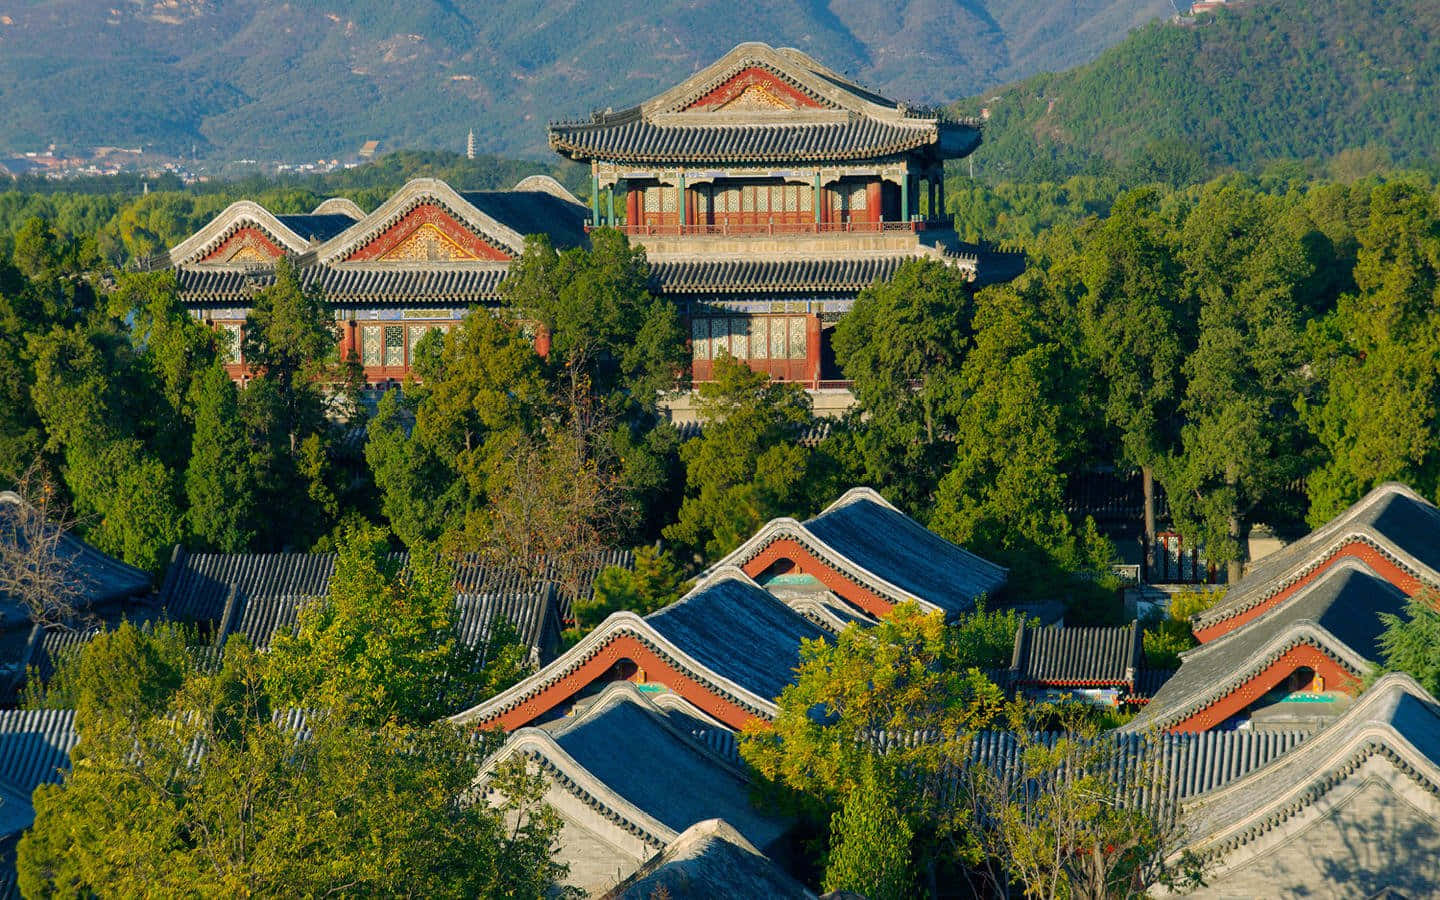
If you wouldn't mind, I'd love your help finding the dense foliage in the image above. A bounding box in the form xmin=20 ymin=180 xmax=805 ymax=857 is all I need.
xmin=18 ymin=622 xmax=563 ymax=897
xmin=958 ymin=0 xmax=1440 ymax=184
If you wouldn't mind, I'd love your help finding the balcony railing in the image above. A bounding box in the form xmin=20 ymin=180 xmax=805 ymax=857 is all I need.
xmin=585 ymin=219 xmax=950 ymax=237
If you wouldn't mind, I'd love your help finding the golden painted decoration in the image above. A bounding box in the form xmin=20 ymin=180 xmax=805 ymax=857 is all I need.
xmin=379 ymin=222 xmax=478 ymax=261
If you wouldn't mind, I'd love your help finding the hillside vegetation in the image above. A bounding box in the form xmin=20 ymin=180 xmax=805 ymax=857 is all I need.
xmin=959 ymin=0 xmax=1440 ymax=183
xmin=0 ymin=0 xmax=1172 ymax=160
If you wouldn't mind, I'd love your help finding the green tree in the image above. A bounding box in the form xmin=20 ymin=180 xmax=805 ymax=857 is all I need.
xmin=1076 ymin=188 xmax=1190 ymax=554
xmin=241 ymin=256 xmax=334 ymax=453
xmin=19 ymin=636 xmax=567 ymax=898
xmin=742 ymin=603 xmax=1008 ymax=886
xmin=930 ymin=283 xmax=1118 ymax=612
xmin=823 ymin=760 xmax=916 ymax=900
xmin=1162 ymin=183 xmax=1311 ymax=579
xmin=1377 ymin=595 xmax=1440 ymax=696
xmin=264 ymin=523 xmax=529 ymax=725
xmin=967 ymin=703 xmax=1205 ymax=899
xmin=573 ymin=545 xmax=691 ymax=631
xmin=664 ymin=354 xmax=816 ymax=560
xmin=1303 ymin=183 xmax=1440 ymax=521
xmin=831 ymin=259 xmax=976 ymax=507
xmin=186 ymin=363 xmax=263 ymax=551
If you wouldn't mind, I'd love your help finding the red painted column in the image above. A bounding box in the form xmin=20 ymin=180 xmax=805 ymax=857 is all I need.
xmin=867 ymin=180 xmax=882 ymax=225
xmin=338 ymin=319 xmax=356 ymax=362
xmin=805 ymin=315 xmax=822 ymax=387
xmin=625 ymin=188 xmax=639 ymax=229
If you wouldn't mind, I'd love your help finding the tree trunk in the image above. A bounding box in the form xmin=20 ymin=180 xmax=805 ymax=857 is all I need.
xmin=1226 ymin=462 xmax=1244 ymax=584
xmin=1141 ymin=465 xmax=1156 ymax=581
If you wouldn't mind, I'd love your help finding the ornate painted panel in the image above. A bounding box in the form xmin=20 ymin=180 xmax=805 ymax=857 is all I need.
xmin=681 ymin=67 xmax=825 ymax=112
xmin=199 ymin=226 xmax=285 ymax=264
xmin=343 ymin=203 xmax=511 ymax=262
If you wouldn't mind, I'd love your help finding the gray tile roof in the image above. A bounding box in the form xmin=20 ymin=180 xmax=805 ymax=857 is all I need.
xmin=600 ymin=818 xmax=814 ymax=900
xmin=1009 ymin=622 xmax=1143 ymax=687
xmin=175 ymin=263 xmax=510 ymax=306
xmin=1179 ymin=673 xmax=1440 ymax=855
xmin=643 ymin=575 xmax=830 ymax=704
xmin=451 ymin=568 xmax=829 ymax=727
xmin=650 ymin=255 xmax=926 ymax=295
xmin=0 ymin=491 xmax=152 ymax=614
xmin=1129 ymin=558 xmax=1409 ymax=731
xmin=546 ymin=43 xmax=980 ymax=165
xmin=1194 ymin=482 xmax=1440 ymax=635
xmin=799 ymin=488 xmax=1008 ymax=616
xmin=456 ymin=190 xmax=589 ymax=250
xmin=550 ymin=115 xmax=963 ymax=164
xmin=271 ymin=213 xmax=360 ymax=244
xmin=159 ymin=546 xmax=630 ymax=632
xmin=962 ymin=728 xmax=1311 ymax=813
xmin=544 ymin=685 xmax=788 ymax=851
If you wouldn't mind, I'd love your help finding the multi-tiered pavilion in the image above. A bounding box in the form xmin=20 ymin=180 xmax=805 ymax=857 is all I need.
xmin=551 ymin=42 xmax=1005 ymax=384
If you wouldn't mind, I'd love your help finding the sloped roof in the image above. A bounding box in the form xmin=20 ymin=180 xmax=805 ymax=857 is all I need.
xmin=1009 ymin=622 xmax=1143 ymax=687
xmin=649 ymin=254 xmax=974 ymax=295
xmin=549 ymin=42 xmax=980 ymax=164
xmin=600 ymin=818 xmax=814 ymax=900
xmin=713 ymin=488 xmax=1007 ymax=619
xmin=450 ymin=568 xmax=830 ymax=728
xmin=0 ymin=491 xmax=151 ymax=614
xmin=173 ymin=262 xmax=510 ymax=306
xmin=159 ymin=546 xmax=630 ymax=630
xmin=315 ymin=178 xmax=588 ymax=263
xmin=541 ymin=684 xmax=787 ymax=849
xmin=0 ymin=709 xmax=77 ymax=839
xmin=1128 ymin=559 xmax=1408 ymax=732
xmin=1179 ymin=673 xmax=1440 ymax=856
xmin=1194 ymin=482 xmax=1440 ymax=637
xmin=161 ymin=201 xmax=327 ymax=266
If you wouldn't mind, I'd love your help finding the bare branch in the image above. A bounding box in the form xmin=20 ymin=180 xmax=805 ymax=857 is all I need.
xmin=0 ymin=461 xmax=87 ymax=630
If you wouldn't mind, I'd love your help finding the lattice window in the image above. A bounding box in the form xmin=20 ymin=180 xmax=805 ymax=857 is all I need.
xmin=730 ymin=317 xmax=748 ymax=358
xmin=756 ymin=186 xmax=770 ymax=213
xmin=799 ymin=185 xmax=813 ymax=210
xmin=850 ymin=184 xmax=868 ymax=210
xmin=788 ymin=317 xmax=807 ymax=359
xmin=771 ymin=318 xmax=788 ymax=360
xmin=361 ymin=325 xmax=382 ymax=367
xmin=644 ymin=187 xmax=661 ymax=213
xmin=660 ymin=186 xmax=677 ymax=213
xmin=749 ymin=317 xmax=768 ymax=359
xmin=384 ymin=325 xmax=405 ymax=367
xmin=217 ymin=322 xmax=243 ymax=365
xmin=691 ymin=318 xmax=710 ymax=361
xmin=741 ymin=187 xmax=755 ymax=213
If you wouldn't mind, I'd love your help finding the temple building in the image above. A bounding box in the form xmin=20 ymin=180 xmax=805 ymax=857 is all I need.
xmin=159 ymin=43 xmax=1019 ymax=392
xmin=475 ymin=682 xmax=794 ymax=895
xmin=1127 ymin=483 xmax=1440 ymax=733
xmin=549 ymin=41 xmax=1015 ymax=386
xmin=706 ymin=487 xmax=1020 ymax=625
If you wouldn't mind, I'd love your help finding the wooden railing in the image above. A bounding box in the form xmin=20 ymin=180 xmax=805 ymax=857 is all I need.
xmin=587 ymin=219 xmax=949 ymax=236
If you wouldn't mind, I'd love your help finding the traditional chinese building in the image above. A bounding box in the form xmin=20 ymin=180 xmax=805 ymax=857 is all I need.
xmin=160 ymin=43 xmax=1018 ymax=391
xmin=551 ymin=41 xmax=1014 ymax=385
xmin=1126 ymin=483 xmax=1440 ymax=733
xmin=157 ymin=178 xmax=589 ymax=386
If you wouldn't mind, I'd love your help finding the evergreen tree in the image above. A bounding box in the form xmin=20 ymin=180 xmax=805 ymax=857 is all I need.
xmin=1303 ymin=183 xmax=1440 ymax=521
xmin=1162 ymin=183 xmax=1311 ymax=579
xmin=663 ymin=355 xmax=816 ymax=560
xmin=831 ymin=258 xmax=976 ymax=508
xmin=186 ymin=363 xmax=262 ymax=552
xmin=1377 ymin=596 xmax=1440 ymax=697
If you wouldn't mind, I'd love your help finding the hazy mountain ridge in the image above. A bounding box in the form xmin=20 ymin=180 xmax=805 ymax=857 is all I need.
xmin=0 ymin=0 xmax=1173 ymax=160
xmin=958 ymin=0 xmax=1440 ymax=181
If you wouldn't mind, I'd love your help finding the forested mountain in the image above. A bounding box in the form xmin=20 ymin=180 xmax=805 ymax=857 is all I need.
xmin=0 ymin=0 xmax=1175 ymax=159
xmin=959 ymin=0 xmax=1440 ymax=182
